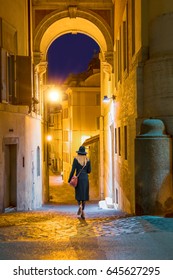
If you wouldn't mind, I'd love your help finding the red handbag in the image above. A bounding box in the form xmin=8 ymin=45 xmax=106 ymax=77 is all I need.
xmin=69 ymin=163 xmax=86 ymax=188
xmin=69 ymin=176 xmax=78 ymax=187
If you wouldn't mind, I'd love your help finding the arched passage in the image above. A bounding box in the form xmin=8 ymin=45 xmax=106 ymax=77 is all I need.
xmin=33 ymin=8 xmax=113 ymax=64
xmin=33 ymin=7 xmax=114 ymax=205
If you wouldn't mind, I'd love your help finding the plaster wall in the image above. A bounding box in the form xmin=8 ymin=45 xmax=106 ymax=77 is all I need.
xmin=0 ymin=105 xmax=42 ymax=212
xmin=0 ymin=0 xmax=29 ymax=55
xmin=24 ymin=114 xmax=42 ymax=210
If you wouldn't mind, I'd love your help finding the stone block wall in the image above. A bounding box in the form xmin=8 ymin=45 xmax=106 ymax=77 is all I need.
xmin=135 ymin=119 xmax=173 ymax=215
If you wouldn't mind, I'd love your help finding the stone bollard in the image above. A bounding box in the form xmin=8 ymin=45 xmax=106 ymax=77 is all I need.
xmin=135 ymin=119 xmax=173 ymax=215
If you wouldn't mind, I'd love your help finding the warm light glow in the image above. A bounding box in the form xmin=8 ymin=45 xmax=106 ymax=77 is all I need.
xmin=48 ymin=88 xmax=61 ymax=102
xmin=46 ymin=135 xmax=52 ymax=141
xmin=103 ymin=95 xmax=116 ymax=103
xmin=81 ymin=135 xmax=90 ymax=144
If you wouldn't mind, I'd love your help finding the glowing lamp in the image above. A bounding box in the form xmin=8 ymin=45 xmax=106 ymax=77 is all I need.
xmin=103 ymin=95 xmax=116 ymax=103
xmin=48 ymin=88 xmax=61 ymax=102
xmin=46 ymin=135 xmax=52 ymax=141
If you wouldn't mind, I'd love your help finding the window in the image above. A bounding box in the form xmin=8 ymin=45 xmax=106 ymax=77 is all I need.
xmin=115 ymin=128 xmax=117 ymax=154
xmin=37 ymin=146 xmax=40 ymax=176
xmin=63 ymin=108 xmax=68 ymax=118
xmin=122 ymin=3 xmax=129 ymax=73
xmin=123 ymin=20 xmax=127 ymax=71
xmin=0 ymin=48 xmax=14 ymax=103
xmin=116 ymin=188 xmax=119 ymax=204
xmin=49 ymin=114 xmax=54 ymax=127
xmin=15 ymin=55 xmax=32 ymax=107
xmin=132 ymin=0 xmax=135 ymax=56
xmin=118 ymin=127 xmax=121 ymax=156
xmin=126 ymin=2 xmax=129 ymax=72
xmin=116 ymin=25 xmax=122 ymax=83
xmin=63 ymin=152 xmax=69 ymax=163
xmin=0 ymin=53 xmax=32 ymax=107
xmin=96 ymin=94 xmax=100 ymax=106
xmin=63 ymin=130 xmax=69 ymax=142
xmin=96 ymin=117 xmax=100 ymax=129
xmin=124 ymin=126 xmax=128 ymax=160
xmin=118 ymin=38 xmax=121 ymax=82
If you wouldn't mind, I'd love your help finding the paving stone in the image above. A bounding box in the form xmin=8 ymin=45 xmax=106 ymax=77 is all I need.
xmin=0 ymin=174 xmax=173 ymax=259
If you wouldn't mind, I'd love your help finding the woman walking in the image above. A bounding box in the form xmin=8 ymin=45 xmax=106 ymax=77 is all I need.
xmin=68 ymin=146 xmax=91 ymax=219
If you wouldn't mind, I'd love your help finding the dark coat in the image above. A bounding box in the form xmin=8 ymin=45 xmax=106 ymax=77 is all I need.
xmin=68 ymin=158 xmax=91 ymax=201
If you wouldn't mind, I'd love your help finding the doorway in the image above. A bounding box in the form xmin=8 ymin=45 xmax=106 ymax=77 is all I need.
xmin=4 ymin=144 xmax=17 ymax=209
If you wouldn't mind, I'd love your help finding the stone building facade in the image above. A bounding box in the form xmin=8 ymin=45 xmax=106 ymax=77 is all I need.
xmin=0 ymin=0 xmax=173 ymax=215
xmin=0 ymin=0 xmax=42 ymax=212
xmin=62 ymin=54 xmax=100 ymax=185
xmin=113 ymin=0 xmax=173 ymax=214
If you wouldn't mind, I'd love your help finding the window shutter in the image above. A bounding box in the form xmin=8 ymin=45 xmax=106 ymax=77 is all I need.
xmin=15 ymin=55 xmax=32 ymax=109
xmin=0 ymin=48 xmax=8 ymax=102
xmin=8 ymin=54 xmax=15 ymax=104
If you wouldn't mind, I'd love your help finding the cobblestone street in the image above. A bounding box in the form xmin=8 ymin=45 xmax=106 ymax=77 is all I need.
xmin=0 ymin=174 xmax=173 ymax=260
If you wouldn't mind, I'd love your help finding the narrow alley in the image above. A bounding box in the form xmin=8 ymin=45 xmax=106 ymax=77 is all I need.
xmin=0 ymin=173 xmax=173 ymax=260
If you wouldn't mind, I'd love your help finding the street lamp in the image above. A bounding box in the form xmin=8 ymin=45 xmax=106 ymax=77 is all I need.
xmin=47 ymin=88 xmax=61 ymax=103
xmin=43 ymin=85 xmax=62 ymax=202
xmin=103 ymin=95 xmax=116 ymax=103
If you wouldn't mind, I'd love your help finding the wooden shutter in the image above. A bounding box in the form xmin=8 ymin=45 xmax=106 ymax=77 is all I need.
xmin=0 ymin=48 xmax=8 ymax=102
xmin=8 ymin=54 xmax=15 ymax=103
xmin=15 ymin=55 xmax=32 ymax=109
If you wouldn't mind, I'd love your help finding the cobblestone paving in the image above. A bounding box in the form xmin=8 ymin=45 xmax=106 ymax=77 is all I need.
xmin=0 ymin=174 xmax=173 ymax=243
xmin=0 ymin=205 xmax=173 ymax=243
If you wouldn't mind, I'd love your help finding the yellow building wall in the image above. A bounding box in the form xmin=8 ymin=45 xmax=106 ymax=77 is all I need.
xmin=112 ymin=0 xmax=142 ymax=213
xmin=0 ymin=0 xmax=43 ymax=211
xmin=62 ymin=87 xmax=100 ymax=184
xmin=0 ymin=0 xmax=29 ymax=55
xmin=112 ymin=0 xmax=173 ymax=214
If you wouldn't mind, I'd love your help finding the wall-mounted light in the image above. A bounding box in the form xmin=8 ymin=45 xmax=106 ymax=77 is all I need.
xmin=46 ymin=135 xmax=52 ymax=141
xmin=103 ymin=95 xmax=116 ymax=103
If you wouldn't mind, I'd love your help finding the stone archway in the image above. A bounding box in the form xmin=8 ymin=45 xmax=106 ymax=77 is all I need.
xmin=32 ymin=5 xmax=114 ymax=204
xmin=33 ymin=7 xmax=114 ymax=64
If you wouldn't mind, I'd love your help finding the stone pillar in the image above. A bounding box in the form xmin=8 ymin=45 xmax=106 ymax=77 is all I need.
xmin=135 ymin=119 xmax=173 ymax=215
xmin=34 ymin=61 xmax=48 ymax=115
xmin=34 ymin=61 xmax=49 ymax=204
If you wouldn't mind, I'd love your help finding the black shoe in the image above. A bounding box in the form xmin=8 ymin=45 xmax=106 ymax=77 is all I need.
xmin=81 ymin=210 xmax=85 ymax=219
xmin=77 ymin=205 xmax=82 ymax=216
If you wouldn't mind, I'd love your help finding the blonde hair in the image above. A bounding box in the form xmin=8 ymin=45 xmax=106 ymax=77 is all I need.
xmin=76 ymin=154 xmax=88 ymax=166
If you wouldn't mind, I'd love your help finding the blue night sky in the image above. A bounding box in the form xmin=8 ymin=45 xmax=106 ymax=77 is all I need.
xmin=47 ymin=33 xmax=100 ymax=84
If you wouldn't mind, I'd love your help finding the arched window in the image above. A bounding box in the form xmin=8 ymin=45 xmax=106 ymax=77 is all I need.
xmin=37 ymin=146 xmax=40 ymax=176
